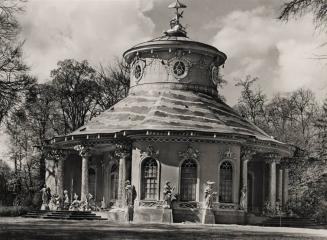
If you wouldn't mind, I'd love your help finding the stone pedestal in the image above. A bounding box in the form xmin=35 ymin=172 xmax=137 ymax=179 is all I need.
xmin=107 ymin=208 xmax=126 ymax=222
xmin=202 ymin=208 xmax=215 ymax=224
xmin=41 ymin=204 xmax=49 ymax=211
xmin=161 ymin=208 xmax=173 ymax=223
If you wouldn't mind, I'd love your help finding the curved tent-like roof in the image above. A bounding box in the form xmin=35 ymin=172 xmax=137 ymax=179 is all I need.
xmin=70 ymin=87 xmax=279 ymax=144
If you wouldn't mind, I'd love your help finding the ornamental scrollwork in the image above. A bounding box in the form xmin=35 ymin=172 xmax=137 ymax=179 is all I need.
xmin=264 ymin=152 xmax=281 ymax=164
xmin=140 ymin=145 xmax=159 ymax=160
xmin=179 ymin=145 xmax=200 ymax=161
xmin=220 ymin=148 xmax=235 ymax=159
xmin=240 ymin=147 xmax=256 ymax=162
xmin=74 ymin=145 xmax=92 ymax=158
xmin=114 ymin=144 xmax=131 ymax=159
xmin=46 ymin=149 xmax=67 ymax=162
xmin=139 ymin=200 xmax=164 ymax=208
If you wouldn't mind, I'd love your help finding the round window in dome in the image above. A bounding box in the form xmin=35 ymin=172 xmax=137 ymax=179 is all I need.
xmin=211 ymin=65 xmax=219 ymax=86
xmin=133 ymin=60 xmax=145 ymax=83
xmin=170 ymin=59 xmax=189 ymax=79
xmin=134 ymin=65 xmax=142 ymax=79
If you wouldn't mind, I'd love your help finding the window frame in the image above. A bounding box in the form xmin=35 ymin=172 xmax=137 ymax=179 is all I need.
xmin=140 ymin=157 xmax=160 ymax=201
xmin=180 ymin=158 xmax=198 ymax=202
xmin=218 ymin=160 xmax=234 ymax=203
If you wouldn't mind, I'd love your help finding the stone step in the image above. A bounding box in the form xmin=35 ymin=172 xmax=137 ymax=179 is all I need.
xmin=23 ymin=210 xmax=107 ymax=220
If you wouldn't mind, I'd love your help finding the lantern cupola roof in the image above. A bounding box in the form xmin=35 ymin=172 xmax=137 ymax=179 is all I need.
xmin=164 ymin=0 xmax=187 ymax=37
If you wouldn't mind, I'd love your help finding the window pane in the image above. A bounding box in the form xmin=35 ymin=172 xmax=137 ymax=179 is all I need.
xmin=219 ymin=161 xmax=233 ymax=203
xmin=142 ymin=158 xmax=158 ymax=200
xmin=181 ymin=159 xmax=197 ymax=201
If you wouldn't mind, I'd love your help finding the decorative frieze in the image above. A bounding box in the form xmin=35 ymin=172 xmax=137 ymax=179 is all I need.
xmin=264 ymin=152 xmax=281 ymax=164
xmin=179 ymin=145 xmax=200 ymax=161
xmin=177 ymin=201 xmax=199 ymax=209
xmin=240 ymin=147 xmax=256 ymax=162
xmin=139 ymin=200 xmax=164 ymax=208
xmin=140 ymin=145 xmax=159 ymax=160
xmin=114 ymin=143 xmax=131 ymax=159
xmin=74 ymin=145 xmax=92 ymax=158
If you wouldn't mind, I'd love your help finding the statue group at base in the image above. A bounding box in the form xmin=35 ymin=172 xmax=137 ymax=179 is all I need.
xmin=49 ymin=194 xmax=61 ymax=210
xmin=163 ymin=181 xmax=176 ymax=209
xmin=125 ymin=180 xmax=136 ymax=222
xmin=161 ymin=181 xmax=176 ymax=223
xmin=239 ymin=186 xmax=247 ymax=211
xmin=40 ymin=185 xmax=51 ymax=210
xmin=63 ymin=190 xmax=70 ymax=210
xmin=202 ymin=181 xmax=217 ymax=224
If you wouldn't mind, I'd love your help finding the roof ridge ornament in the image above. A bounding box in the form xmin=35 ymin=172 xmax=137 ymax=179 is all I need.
xmin=164 ymin=0 xmax=187 ymax=37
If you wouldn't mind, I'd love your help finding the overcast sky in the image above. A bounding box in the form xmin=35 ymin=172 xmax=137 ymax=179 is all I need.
xmin=1 ymin=0 xmax=327 ymax=161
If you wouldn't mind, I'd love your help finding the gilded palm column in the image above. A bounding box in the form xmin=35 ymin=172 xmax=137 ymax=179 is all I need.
xmin=282 ymin=166 xmax=289 ymax=206
xmin=74 ymin=145 xmax=92 ymax=202
xmin=277 ymin=166 xmax=283 ymax=204
xmin=52 ymin=149 xmax=67 ymax=200
xmin=240 ymin=148 xmax=255 ymax=212
xmin=114 ymin=144 xmax=131 ymax=208
xmin=265 ymin=153 xmax=280 ymax=210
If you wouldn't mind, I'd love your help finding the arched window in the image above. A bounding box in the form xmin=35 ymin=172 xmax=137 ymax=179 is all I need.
xmin=141 ymin=158 xmax=158 ymax=200
xmin=180 ymin=159 xmax=197 ymax=201
xmin=110 ymin=163 xmax=119 ymax=201
xmin=88 ymin=168 xmax=96 ymax=197
xmin=219 ymin=161 xmax=233 ymax=203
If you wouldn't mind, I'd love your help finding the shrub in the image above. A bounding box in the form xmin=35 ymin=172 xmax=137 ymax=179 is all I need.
xmin=0 ymin=206 xmax=29 ymax=217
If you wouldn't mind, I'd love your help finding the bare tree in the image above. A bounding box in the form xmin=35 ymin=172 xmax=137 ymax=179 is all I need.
xmin=279 ymin=0 xmax=327 ymax=30
xmin=0 ymin=0 xmax=33 ymax=125
xmin=234 ymin=75 xmax=267 ymax=127
xmin=96 ymin=58 xmax=130 ymax=111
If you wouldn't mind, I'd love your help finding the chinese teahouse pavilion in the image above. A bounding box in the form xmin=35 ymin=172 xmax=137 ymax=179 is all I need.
xmin=46 ymin=0 xmax=291 ymax=224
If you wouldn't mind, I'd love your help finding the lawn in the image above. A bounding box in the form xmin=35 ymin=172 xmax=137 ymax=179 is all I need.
xmin=0 ymin=217 xmax=326 ymax=240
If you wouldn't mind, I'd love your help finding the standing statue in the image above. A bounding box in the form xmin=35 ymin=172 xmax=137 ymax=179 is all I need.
xmin=87 ymin=193 xmax=97 ymax=211
xmin=204 ymin=181 xmax=216 ymax=209
xmin=101 ymin=196 xmax=106 ymax=210
xmin=40 ymin=185 xmax=50 ymax=210
xmin=125 ymin=180 xmax=136 ymax=222
xmin=63 ymin=190 xmax=70 ymax=210
xmin=239 ymin=186 xmax=247 ymax=210
xmin=163 ymin=181 xmax=175 ymax=209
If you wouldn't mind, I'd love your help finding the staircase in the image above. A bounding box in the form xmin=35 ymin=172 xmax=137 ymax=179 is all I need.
xmin=262 ymin=216 xmax=318 ymax=228
xmin=23 ymin=210 xmax=107 ymax=220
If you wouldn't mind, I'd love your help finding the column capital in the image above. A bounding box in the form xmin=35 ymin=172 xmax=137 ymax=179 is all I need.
xmin=114 ymin=143 xmax=131 ymax=159
xmin=264 ymin=152 xmax=281 ymax=164
xmin=74 ymin=145 xmax=92 ymax=158
xmin=140 ymin=145 xmax=159 ymax=160
xmin=240 ymin=147 xmax=256 ymax=162
xmin=47 ymin=148 xmax=68 ymax=162
xmin=279 ymin=158 xmax=290 ymax=169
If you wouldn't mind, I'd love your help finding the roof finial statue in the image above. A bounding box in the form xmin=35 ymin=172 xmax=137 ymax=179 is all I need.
xmin=165 ymin=0 xmax=187 ymax=37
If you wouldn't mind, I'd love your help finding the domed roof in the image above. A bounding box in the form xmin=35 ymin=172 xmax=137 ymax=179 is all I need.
xmin=54 ymin=0 xmax=289 ymax=155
